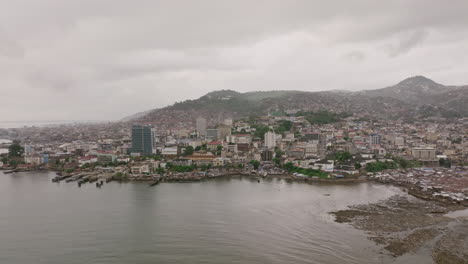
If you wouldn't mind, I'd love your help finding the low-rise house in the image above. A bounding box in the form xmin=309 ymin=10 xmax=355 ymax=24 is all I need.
xmin=24 ymin=155 xmax=43 ymax=165
xmin=212 ymin=157 xmax=229 ymax=167
xmin=97 ymin=152 xmax=116 ymax=164
xmin=186 ymin=153 xmax=215 ymax=166
xmin=161 ymin=147 xmax=178 ymax=157
xmin=131 ymin=164 xmax=150 ymax=174
xmin=78 ymin=156 xmax=98 ymax=167
xmin=207 ymin=141 xmax=223 ymax=151
xmin=313 ymin=160 xmax=334 ymax=172
xmin=117 ymin=157 xmax=130 ymax=163
xmin=226 ymin=143 xmax=238 ymax=153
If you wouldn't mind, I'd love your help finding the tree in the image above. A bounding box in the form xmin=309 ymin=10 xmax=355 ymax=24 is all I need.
xmin=275 ymin=148 xmax=284 ymax=157
xmin=156 ymin=168 xmax=165 ymax=174
xmin=184 ymin=146 xmax=194 ymax=156
xmin=334 ymin=151 xmax=352 ymax=161
xmin=195 ymin=146 xmax=202 ymax=151
xmin=252 ymin=125 xmax=269 ymax=139
xmin=283 ymin=162 xmax=295 ymax=171
xmin=216 ymin=145 xmax=223 ymax=156
xmin=8 ymin=141 xmax=24 ymax=157
xmin=365 ymin=161 xmax=397 ymax=172
xmin=200 ymin=164 xmax=212 ymax=171
xmin=273 ymin=157 xmax=281 ymax=166
xmin=275 ymin=120 xmax=292 ymax=134
xmin=439 ymin=158 xmax=451 ymax=168
xmin=250 ymin=160 xmax=260 ymax=170
xmin=354 ymin=163 xmax=362 ymax=169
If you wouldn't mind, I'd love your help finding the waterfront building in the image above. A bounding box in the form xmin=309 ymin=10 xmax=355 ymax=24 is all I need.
xmin=131 ymin=125 xmax=154 ymax=155
xmin=411 ymin=147 xmax=438 ymax=166
xmin=131 ymin=164 xmax=150 ymax=174
xmin=261 ymin=149 xmax=273 ymax=161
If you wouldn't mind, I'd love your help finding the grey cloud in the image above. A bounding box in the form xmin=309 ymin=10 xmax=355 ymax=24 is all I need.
xmin=0 ymin=28 xmax=24 ymax=58
xmin=343 ymin=51 xmax=366 ymax=63
xmin=0 ymin=0 xmax=468 ymax=121
xmin=385 ymin=30 xmax=429 ymax=57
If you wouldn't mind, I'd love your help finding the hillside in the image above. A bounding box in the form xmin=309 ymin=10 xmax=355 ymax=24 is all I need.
xmin=130 ymin=76 xmax=468 ymax=126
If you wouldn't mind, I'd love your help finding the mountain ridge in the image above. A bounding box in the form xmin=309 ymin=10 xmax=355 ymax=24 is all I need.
xmin=126 ymin=76 xmax=468 ymax=124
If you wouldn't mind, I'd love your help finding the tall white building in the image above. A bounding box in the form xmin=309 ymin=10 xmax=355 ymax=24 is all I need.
xmin=196 ymin=117 xmax=207 ymax=136
xmin=224 ymin=118 xmax=233 ymax=127
xmin=264 ymin=131 xmax=277 ymax=149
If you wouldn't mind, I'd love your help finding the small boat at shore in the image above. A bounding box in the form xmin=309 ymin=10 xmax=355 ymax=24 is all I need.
xmin=149 ymin=179 xmax=161 ymax=186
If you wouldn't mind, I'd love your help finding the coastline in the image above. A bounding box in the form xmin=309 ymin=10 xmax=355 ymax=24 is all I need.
xmin=3 ymin=167 xmax=467 ymax=208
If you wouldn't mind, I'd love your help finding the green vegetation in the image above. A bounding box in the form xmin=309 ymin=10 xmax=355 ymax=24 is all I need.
xmin=334 ymin=151 xmax=352 ymax=161
xmin=8 ymin=140 xmax=24 ymax=157
xmin=113 ymin=172 xmax=128 ymax=181
xmin=156 ymin=167 xmax=165 ymax=174
xmin=365 ymin=161 xmax=398 ymax=172
xmin=283 ymin=162 xmax=329 ymax=178
xmin=270 ymin=111 xmax=286 ymax=117
xmin=166 ymin=163 xmax=196 ymax=172
xmin=439 ymin=158 xmax=451 ymax=168
xmin=183 ymin=146 xmax=194 ymax=156
xmin=172 ymin=93 xmax=263 ymax=116
xmin=252 ymin=125 xmax=270 ymax=139
xmin=295 ymin=110 xmax=349 ymax=125
xmin=199 ymin=164 xmax=212 ymax=171
xmin=7 ymin=159 xmax=24 ymax=167
xmin=392 ymin=157 xmax=421 ymax=169
xmin=249 ymin=160 xmax=260 ymax=170
xmin=272 ymin=157 xmax=281 ymax=166
xmin=366 ymin=157 xmax=423 ymax=172
xmin=275 ymin=120 xmax=292 ymax=134
xmin=275 ymin=149 xmax=284 ymax=157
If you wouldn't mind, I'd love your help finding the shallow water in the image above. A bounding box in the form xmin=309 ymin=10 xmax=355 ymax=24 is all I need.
xmin=0 ymin=171 xmax=423 ymax=264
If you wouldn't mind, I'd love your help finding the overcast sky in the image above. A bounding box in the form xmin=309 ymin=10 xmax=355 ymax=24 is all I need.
xmin=1 ymin=0 xmax=468 ymax=121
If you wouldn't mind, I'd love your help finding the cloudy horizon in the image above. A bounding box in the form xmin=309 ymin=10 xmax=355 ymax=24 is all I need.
xmin=1 ymin=0 xmax=468 ymax=121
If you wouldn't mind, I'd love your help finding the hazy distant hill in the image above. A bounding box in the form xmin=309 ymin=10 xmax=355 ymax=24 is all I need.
xmin=127 ymin=76 xmax=467 ymax=124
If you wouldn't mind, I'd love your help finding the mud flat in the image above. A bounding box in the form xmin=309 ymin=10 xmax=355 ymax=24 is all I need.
xmin=330 ymin=195 xmax=468 ymax=263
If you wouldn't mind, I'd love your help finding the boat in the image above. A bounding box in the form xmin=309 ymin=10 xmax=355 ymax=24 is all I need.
xmin=149 ymin=179 xmax=160 ymax=186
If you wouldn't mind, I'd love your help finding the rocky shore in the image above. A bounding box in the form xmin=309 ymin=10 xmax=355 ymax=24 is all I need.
xmin=331 ymin=195 xmax=468 ymax=263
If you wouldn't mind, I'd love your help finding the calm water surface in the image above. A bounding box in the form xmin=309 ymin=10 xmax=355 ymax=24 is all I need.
xmin=0 ymin=171 xmax=424 ymax=264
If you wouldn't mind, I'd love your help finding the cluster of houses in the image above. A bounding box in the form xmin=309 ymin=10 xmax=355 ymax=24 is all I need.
xmin=1 ymin=114 xmax=467 ymax=179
